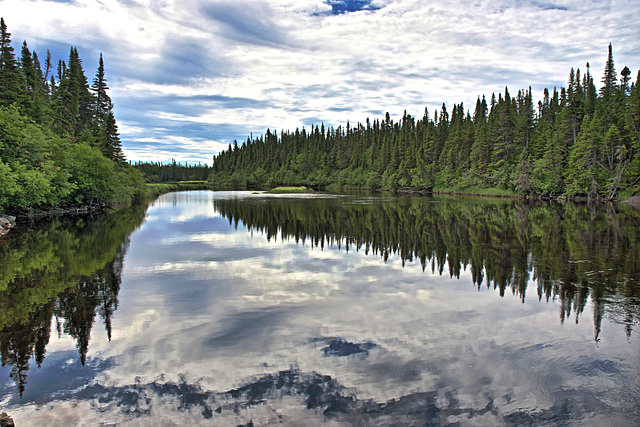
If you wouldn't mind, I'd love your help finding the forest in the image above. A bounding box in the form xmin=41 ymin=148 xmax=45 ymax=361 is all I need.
xmin=132 ymin=160 xmax=210 ymax=183
xmin=0 ymin=18 xmax=144 ymax=215
xmin=209 ymin=45 xmax=640 ymax=201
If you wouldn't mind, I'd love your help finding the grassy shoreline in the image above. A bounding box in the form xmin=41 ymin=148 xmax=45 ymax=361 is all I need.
xmin=267 ymin=186 xmax=310 ymax=193
xmin=209 ymin=182 xmax=638 ymax=203
xmin=3 ymin=183 xmax=637 ymax=230
xmin=143 ymin=182 xmax=211 ymax=197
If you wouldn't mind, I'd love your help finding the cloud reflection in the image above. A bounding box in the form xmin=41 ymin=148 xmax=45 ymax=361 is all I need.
xmin=4 ymin=191 xmax=639 ymax=425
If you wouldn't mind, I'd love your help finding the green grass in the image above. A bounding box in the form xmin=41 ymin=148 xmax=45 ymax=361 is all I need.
xmin=143 ymin=183 xmax=180 ymax=198
xmin=268 ymin=186 xmax=310 ymax=193
xmin=433 ymin=186 xmax=518 ymax=198
xmin=142 ymin=181 xmax=211 ymax=198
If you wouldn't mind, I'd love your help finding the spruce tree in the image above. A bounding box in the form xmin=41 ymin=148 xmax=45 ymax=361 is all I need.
xmin=100 ymin=101 xmax=125 ymax=162
xmin=620 ymin=66 xmax=631 ymax=94
xmin=20 ymin=41 xmax=48 ymax=123
xmin=68 ymin=48 xmax=94 ymax=135
xmin=91 ymin=53 xmax=123 ymax=160
xmin=43 ymin=49 xmax=52 ymax=83
xmin=20 ymin=41 xmax=35 ymax=91
xmin=52 ymin=47 xmax=94 ymax=137
xmin=583 ymin=63 xmax=597 ymax=118
xmin=600 ymin=43 xmax=618 ymax=101
xmin=91 ymin=53 xmax=111 ymax=123
xmin=0 ymin=18 xmax=27 ymax=109
xmin=565 ymin=115 xmax=604 ymax=199
xmin=51 ymin=58 xmax=75 ymax=135
xmin=624 ymin=70 xmax=640 ymax=194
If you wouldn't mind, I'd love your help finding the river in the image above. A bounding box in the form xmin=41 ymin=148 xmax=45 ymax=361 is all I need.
xmin=1 ymin=190 xmax=638 ymax=425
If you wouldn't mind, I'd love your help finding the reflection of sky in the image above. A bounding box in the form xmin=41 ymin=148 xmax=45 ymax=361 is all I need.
xmin=5 ymin=191 xmax=639 ymax=425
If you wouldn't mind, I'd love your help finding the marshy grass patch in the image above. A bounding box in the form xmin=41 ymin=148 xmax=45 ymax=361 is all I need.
xmin=268 ymin=186 xmax=310 ymax=194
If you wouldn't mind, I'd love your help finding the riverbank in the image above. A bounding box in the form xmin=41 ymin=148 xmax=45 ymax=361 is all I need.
xmin=0 ymin=182 xmax=214 ymax=235
xmin=1 ymin=202 xmax=115 ymax=225
xmin=432 ymin=186 xmax=517 ymax=198
xmin=212 ymin=181 xmax=640 ymax=203
xmin=267 ymin=186 xmax=310 ymax=193
xmin=2 ymin=184 xmax=637 ymax=235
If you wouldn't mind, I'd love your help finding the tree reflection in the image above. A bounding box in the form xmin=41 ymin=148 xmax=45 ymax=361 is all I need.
xmin=2 ymin=193 xmax=638 ymax=398
xmin=0 ymin=201 xmax=147 ymax=396
xmin=214 ymin=195 xmax=640 ymax=340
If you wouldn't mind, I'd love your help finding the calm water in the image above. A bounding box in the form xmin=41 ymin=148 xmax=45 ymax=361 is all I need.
xmin=1 ymin=191 xmax=639 ymax=425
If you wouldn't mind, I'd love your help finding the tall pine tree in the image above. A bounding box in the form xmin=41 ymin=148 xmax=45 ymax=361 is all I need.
xmin=91 ymin=53 xmax=111 ymax=123
xmin=90 ymin=53 xmax=124 ymax=161
xmin=19 ymin=41 xmax=48 ymax=123
xmin=600 ymin=43 xmax=618 ymax=101
xmin=0 ymin=17 xmax=27 ymax=109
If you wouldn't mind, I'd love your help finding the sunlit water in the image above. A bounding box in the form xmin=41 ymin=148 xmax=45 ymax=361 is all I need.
xmin=1 ymin=191 xmax=638 ymax=425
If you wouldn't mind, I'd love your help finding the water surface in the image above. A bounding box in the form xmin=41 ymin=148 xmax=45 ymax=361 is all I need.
xmin=1 ymin=191 xmax=638 ymax=425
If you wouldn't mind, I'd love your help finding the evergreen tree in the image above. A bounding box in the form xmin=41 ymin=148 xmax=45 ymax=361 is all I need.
xmin=0 ymin=18 xmax=27 ymax=109
xmin=583 ymin=63 xmax=597 ymax=119
xmin=624 ymin=69 xmax=640 ymax=194
xmin=600 ymin=43 xmax=618 ymax=101
xmin=91 ymin=53 xmax=111 ymax=123
xmin=100 ymin=104 xmax=125 ymax=162
xmin=19 ymin=41 xmax=49 ymax=123
xmin=90 ymin=54 xmax=123 ymax=161
xmin=0 ymin=18 xmax=143 ymax=213
xmin=43 ymin=49 xmax=53 ymax=84
xmin=620 ymin=66 xmax=631 ymax=94
xmin=565 ymin=115 xmax=604 ymax=199
xmin=52 ymin=47 xmax=94 ymax=137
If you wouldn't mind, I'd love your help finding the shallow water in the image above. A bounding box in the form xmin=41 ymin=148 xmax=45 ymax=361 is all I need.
xmin=1 ymin=191 xmax=638 ymax=425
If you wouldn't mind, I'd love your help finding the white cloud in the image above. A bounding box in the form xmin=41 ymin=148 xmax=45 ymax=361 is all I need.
xmin=2 ymin=0 xmax=638 ymax=162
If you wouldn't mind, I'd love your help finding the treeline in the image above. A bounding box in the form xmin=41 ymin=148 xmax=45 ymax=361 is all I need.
xmin=214 ymin=195 xmax=640 ymax=340
xmin=133 ymin=160 xmax=210 ymax=182
xmin=0 ymin=18 xmax=143 ymax=214
xmin=209 ymin=45 xmax=640 ymax=200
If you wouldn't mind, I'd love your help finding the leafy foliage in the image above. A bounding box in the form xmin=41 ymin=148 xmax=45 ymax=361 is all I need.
xmin=0 ymin=18 xmax=143 ymax=212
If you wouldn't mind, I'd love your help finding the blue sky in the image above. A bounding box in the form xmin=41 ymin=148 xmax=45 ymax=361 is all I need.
xmin=2 ymin=0 xmax=639 ymax=164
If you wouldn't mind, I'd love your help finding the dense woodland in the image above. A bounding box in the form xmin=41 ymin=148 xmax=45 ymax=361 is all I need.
xmin=210 ymin=45 xmax=640 ymax=201
xmin=133 ymin=160 xmax=210 ymax=182
xmin=0 ymin=18 xmax=144 ymax=214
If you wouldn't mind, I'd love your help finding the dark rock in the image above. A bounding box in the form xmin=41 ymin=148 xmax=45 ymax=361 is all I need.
xmin=0 ymin=215 xmax=14 ymax=236
xmin=0 ymin=214 xmax=16 ymax=226
xmin=0 ymin=412 xmax=15 ymax=427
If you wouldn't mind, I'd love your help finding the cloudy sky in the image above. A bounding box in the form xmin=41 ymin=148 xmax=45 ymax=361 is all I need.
xmin=2 ymin=0 xmax=639 ymax=164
